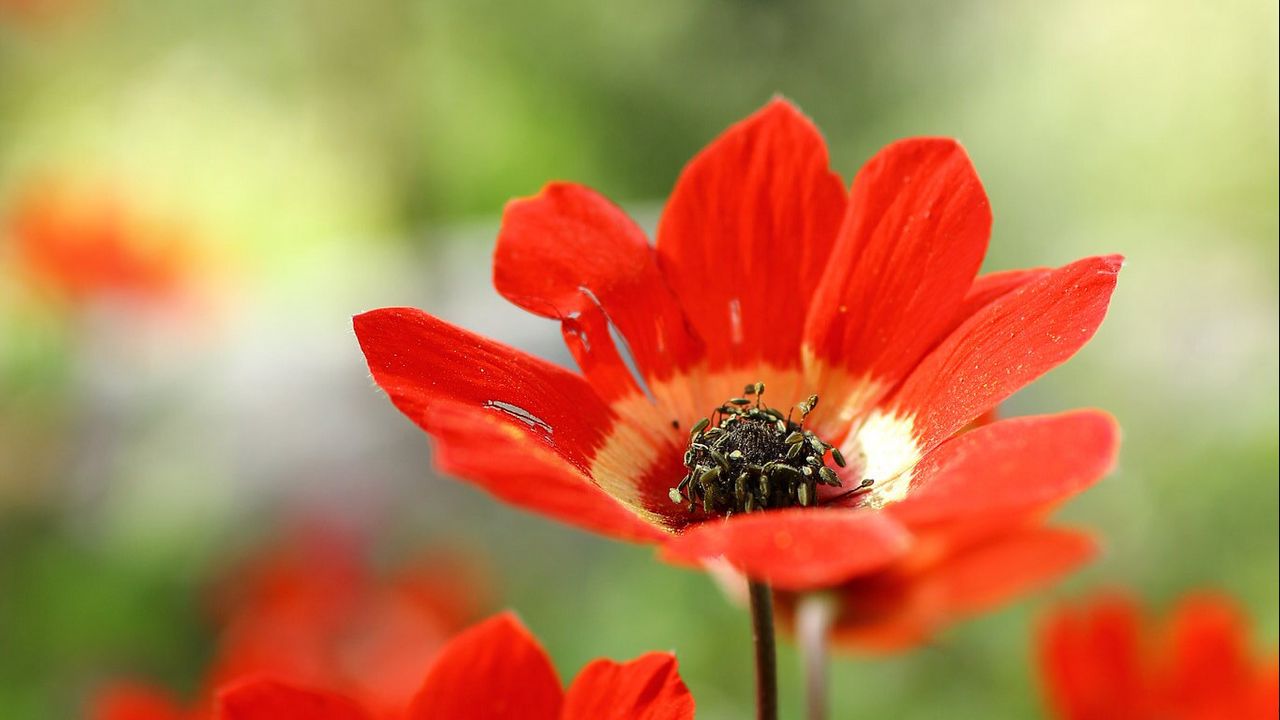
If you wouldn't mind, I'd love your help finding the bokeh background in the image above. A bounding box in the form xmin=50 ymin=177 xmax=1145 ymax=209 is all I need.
xmin=1 ymin=1 xmax=1276 ymax=717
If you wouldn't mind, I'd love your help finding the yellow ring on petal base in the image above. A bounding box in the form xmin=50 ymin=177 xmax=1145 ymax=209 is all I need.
xmin=799 ymin=349 xmax=888 ymax=439
xmin=591 ymin=365 xmax=825 ymax=526
xmin=590 ymin=390 xmax=680 ymax=528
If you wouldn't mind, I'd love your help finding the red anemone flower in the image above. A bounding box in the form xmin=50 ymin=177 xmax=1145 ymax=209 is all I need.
xmin=355 ymin=98 xmax=1121 ymax=592
xmin=1038 ymin=592 xmax=1279 ymax=720
xmin=216 ymin=612 xmax=695 ymax=720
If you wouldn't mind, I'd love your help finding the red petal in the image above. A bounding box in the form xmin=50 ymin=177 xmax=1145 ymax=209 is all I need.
xmin=1037 ymin=594 xmax=1147 ymax=720
xmin=660 ymin=509 xmax=911 ymax=590
xmin=948 ymin=267 xmax=1050 ymax=339
xmin=494 ymin=183 xmax=702 ymax=401
xmin=92 ymin=684 xmax=188 ymax=720
xmin=430 ymin=402 xmax=667 ymax=542
xmin=804 ymin=138 xmax=992 ymax=420
xmin=889 ymin=254 xmax=1123 ymax=453
xmin=930 ymin=526 xmax=1096 ymax=617
xmin=1251 ymin=657 xmax=1279 ymax=720
xmin=1158 ymin=594 xmax=1256 ymax=710
xmin=656 ymin=98 xmax=846 ymax=372
xmin=354 ymin=308 xmax=667 ymax=541
xmin=217 ymin=679 xmax=373 ymax=720
xmin=803 ymin=524 xmax=1094 ymax=653
xmin=888 ymin=410 xmax=1119 ymax=525
xmin=356 ymin=308 xmax=610 ymax=471
xmin=562 ymin=653 xmax=696 ymax=720
xmin=408 ymin=612 xmax=563 ymax=720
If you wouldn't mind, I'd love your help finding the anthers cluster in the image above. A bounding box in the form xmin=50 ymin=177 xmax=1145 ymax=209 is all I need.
xmin=669 ymin=383 xmax=872 ymax=517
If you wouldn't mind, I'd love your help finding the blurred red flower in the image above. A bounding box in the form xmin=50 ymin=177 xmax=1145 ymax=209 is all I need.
xmin=92 ymin=523 xmax=491 ymax=720
xmin=5 ymin=179 xmax=202 ymax=307
xmin=1038 ymin=592 xmax=1279 ymax=720
xmin=0 ymin=0 xmax=88 ymax=24
xmin=356 ymin=98 xmax=1121 ymax=593
xmin=207 ymin=525 xmax=490 ymax=717
xmin=218 ymin=612 xmax=695 ymax=720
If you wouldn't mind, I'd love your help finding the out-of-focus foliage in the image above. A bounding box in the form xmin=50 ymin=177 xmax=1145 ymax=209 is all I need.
xmin=0 ymin=1 xmax=1275 ymax=718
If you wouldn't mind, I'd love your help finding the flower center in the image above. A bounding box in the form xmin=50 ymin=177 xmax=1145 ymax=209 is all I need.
xmin=669 ymin=382 xmax=873 ymax=517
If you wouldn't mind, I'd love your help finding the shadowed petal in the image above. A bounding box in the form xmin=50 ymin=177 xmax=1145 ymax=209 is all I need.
xmin=494 ymin=183 xmax=703 ymax=406
xmin=823 ymin=526 xmax=1096 ymax=652
xmin=929 ymin=526 xmax=1096 ymax=617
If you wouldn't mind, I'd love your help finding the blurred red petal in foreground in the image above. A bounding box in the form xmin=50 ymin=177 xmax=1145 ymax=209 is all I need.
xmin=93 ymin=683 xmax=189 ymax=720
xmin=91 ymin=521 xmax=492 ymax=719
xmin=218 ymin=612 xmax=695 ymax=720
xmin=1039 ymin=591 xmax=1279 ymax=720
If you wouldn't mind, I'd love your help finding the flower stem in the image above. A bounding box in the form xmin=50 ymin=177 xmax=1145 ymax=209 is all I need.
xmin=748 ymin=581 xmax=778 ymax=720
xmin=797 ymin=593 xmax=837 ymax=720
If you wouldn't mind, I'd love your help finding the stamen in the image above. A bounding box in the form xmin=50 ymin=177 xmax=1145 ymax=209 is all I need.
xmin=820 ymin=478 xmax=876 ymax=506
xmin=669 ymin=382 xmax=871 ymax=516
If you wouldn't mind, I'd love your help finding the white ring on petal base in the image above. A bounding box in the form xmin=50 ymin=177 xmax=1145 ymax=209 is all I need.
xmin=846 ymin=410 xmax=921 ymax=508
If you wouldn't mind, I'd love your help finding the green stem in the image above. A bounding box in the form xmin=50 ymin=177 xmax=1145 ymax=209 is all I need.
xmin=797 ymin=593 xmax=837 ymax=720
xmin=748 ymin=581 xmax=778 ymax=720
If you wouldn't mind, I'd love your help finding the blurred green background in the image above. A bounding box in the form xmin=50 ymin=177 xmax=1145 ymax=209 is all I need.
xmin=0 ymin=0 xmax=1276 ymax=718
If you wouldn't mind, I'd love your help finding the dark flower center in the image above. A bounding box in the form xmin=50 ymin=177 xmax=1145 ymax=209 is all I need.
xmin=669 ymin=382 xmax=872 ymax=517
